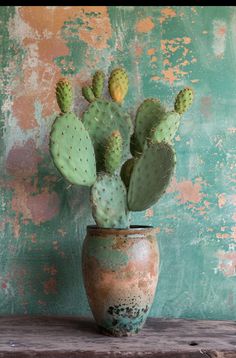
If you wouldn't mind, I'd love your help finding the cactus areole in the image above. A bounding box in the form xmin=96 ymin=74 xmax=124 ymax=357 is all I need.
xmin=49 ymin=68 xmax=194 ymax=337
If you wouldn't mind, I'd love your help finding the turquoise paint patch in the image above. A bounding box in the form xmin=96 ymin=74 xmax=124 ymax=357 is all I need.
xmin=86 ymin=236 xmax=129 ymax=270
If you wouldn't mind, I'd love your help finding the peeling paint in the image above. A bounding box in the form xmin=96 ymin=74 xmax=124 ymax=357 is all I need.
xmin=136 ymin=17 xmax=155 ymax=33
xmin=0 ymin=5 xmax=235 ymax=320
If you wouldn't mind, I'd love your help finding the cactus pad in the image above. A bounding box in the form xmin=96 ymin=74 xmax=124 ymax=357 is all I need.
xmin=92 ymin=70 xmax=105 ymax=98
xmin=149 ymin=111 xmax=181 ymax=145
xmin=128 ymin=142 xmax=175 ymax=211
xmin=120 ymin=157 xmax=135 ymax=188
xmin=130 ymin=133 xmax=143 ymax=157
xmin=49 ymin=112 xmax=96 ymax=186
xmin=134 ymin=99 xmax=166 ymax=150
xmin=56 ymin=78 xmax=73 ymax=113
xmin=108 ymin=68 xmax=128 ymax=103
xmin=91 ymin=173 xmax=129 ymax=228
xmin=82 ymin=86 xmax=96 ymax=103
xmin=104 ymin=130 xmax=123 ymax=174
xmin=82 ymin=99 xmax=133 ymax=172
xmin=174 ymin=87 xmax=194 ymax=114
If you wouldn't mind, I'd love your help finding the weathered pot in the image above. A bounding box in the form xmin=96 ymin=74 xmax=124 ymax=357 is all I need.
xmin=82 ymin=225 xmax=159 ymax=337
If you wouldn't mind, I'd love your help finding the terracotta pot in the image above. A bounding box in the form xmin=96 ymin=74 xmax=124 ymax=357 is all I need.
xmin=82 ymin=225 xmax=159 ymax=337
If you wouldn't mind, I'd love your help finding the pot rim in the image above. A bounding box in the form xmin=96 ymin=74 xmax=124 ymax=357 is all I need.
xmin=86 ymin=225 xmax=157 ymax=236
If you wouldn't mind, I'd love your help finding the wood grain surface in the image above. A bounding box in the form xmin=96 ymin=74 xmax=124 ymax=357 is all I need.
xmin=0 ymin=316 xmax=235 ymax=357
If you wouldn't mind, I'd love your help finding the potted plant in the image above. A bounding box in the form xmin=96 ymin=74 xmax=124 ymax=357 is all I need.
xmin=49 ymin=68 xmax=194 ymax=336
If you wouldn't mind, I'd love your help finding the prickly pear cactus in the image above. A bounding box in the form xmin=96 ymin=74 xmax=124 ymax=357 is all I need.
xmin=128 ymin=142 xmax=175 ymax=211
xmin=55 ymin=78 xmax=73 ymax=113
xmin=108 ymin=68 xmax=128 ymax=103
xmin=174 ymin=87 xmax=194 ymax=114
xmin=82 ymin=99 xmax=133 ymax=172
xmin=49 ymin=112 xmax=96 ymax=186
xmin=91 ymin=173 xmax=129 ymax=228
xmin=120 ymin=157 xmax=135 ymax=188
xmin=134 ymin=99 xmax=166 ymax=150
xmin=82 ymin=86 xmax=96 ymax=103
xmin=92 ymin=70 xmax=105 ymax=98
xmin=130 ymin=133 xmax=143 ymax=158
xmin=148 ymin=111 xmax=181 ymax=145
xmin=104 ymin=130 xmax=123 ymax=174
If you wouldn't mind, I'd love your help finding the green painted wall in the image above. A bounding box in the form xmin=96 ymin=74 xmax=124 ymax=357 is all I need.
xmin=0 ymin=6 xmax=235 ymax=319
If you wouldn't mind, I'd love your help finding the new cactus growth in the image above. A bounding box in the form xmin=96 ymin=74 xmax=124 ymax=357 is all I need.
xmin=49 ymin=69 xmax=194 ymax=229
xmin=92 ymin=70 xmax=105 ymax=98
xmin=56 ymin=78 xmax=73 ymax=113
xmin=108 ymin=68 xmax=129 ymax=103
xmin=104 ymin=130 xmax=123 ymax=174
xmin=82 ymin=86 xmax=96 ymax=103
xmin=174 ymin=87 xmax=194 ymax=114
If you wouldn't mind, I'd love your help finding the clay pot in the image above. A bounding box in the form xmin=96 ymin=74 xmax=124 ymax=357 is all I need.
xmin=82 ymin=225 xmax=159 ymax=337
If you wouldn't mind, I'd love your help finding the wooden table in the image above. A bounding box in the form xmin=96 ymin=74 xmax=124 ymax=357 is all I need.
xmin=0 ymin=316 xmax=235 ymax=357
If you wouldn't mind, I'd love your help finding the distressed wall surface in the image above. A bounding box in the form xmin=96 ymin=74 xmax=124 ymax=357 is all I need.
xmin=0 ymin=6 xmax=235 ymax=319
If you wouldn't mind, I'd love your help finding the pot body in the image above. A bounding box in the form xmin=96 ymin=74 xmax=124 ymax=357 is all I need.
xmin=82 ymin=225 xmax=159 ymax=336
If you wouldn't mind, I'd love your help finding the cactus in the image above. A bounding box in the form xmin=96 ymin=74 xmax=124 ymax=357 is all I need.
xmin=130 ymin=133 xmax=143 ymax=157
xmin=120 ymin=157 xmax=135 ymax=188
xmin=82 ymin=99 xmax=132 ymax=172
xmin=92 ymin=70 xmax=105 ymax=98
xmin=128 ymin=142 xmax=175 ymax=211
xmin=56 ymin=78 xmax=73 ymax=113
xmin=104 ymin=130 xmax=123 ymax=174
xmin=174 ymin=87 xmax=194 ymax=114
xmin=108 ymin=68 xmax=128 ymax=103
xmin=91 ymin=173 xmax=129 ymax=228
xmin=148 ymin=111 xmax=181 ymax=145
xmin=134 ymin=99 xmax=166 ymax=151
xmin=82 ymin=86 xmax=96 ymax=103
xmin=49 ymin=112 xmax=96 ymax=186
xmin=49 ymin=68 xmax=193 ymax=228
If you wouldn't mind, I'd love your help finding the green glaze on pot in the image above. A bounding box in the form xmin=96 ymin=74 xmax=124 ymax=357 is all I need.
xmin=82 ymin=226 xmax=159 ymax=337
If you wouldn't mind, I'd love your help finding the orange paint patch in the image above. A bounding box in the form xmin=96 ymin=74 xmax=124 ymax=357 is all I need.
xmin=12 ymin=6 xmax=112 ymax=131
xmin=136 ymin=17 xmax=155 ymax=33
xmin=217 ymin=251 xmax=236 ymax=277
xmin=160 ymin=37 xmax=194 ymax=85
xmin=135 ymin=45 xmax=143 ymax=57
xmin=6 ymin=139 xmax=42 ymax=177
xmin=217 ymin=193 xmax=227 ymax=208
xmin=167 ymin=178 xmax=204 ymax=204
xmin=151 ymin=56 xmax=157 ymax=62
xmin=159 ymin=7 xmax=176 ymax=25
xmin=12 ymin=96 xmax=38 ymax=130
xmin=147 ymin=48 xmax=156 ymax=56
xmin=44 ymin=278 xmax=57 ymax=295
xmin=151 ymin=76 xmax=160 ymax=81
xmin=145 ymin=208 xmax=154 ymax=218
xmin=27 ymin=191 xmax=60 ymax=225
xmin=19 ymin=6 xmax=112 ymax=49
